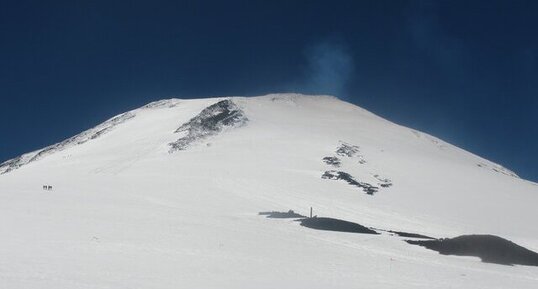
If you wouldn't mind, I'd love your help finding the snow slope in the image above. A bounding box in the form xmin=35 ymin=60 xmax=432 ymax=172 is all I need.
xmin=0 ymin=94 xmax=537 ymax=288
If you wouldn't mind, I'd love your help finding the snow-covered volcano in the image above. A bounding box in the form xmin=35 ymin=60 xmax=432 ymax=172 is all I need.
xmin=1 ymin=94 xmax=537 ymax=288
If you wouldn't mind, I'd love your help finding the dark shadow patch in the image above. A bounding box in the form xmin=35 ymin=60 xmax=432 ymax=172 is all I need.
xmin=299 ymin=217 xmax=379 ymax=234
xmin=407 ymin=235 xmax=538 ymax=266
xmin=322 ymin=170 xmax=378 ymax=195
xmin=259 ymin=210 xmax=306 ymax=219
xmin=388 ymin=230 xmax=434 ymax=239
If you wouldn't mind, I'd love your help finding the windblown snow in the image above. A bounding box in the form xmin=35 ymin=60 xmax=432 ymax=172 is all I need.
xmin=0 ymin=94 xmax=537 ymax=289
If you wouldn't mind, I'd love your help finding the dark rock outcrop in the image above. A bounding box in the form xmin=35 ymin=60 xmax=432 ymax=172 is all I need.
xmin=0 ymin=112 xmax=135 ymax=174
xmin=322 ymin=170 xmax=379 ymax=195
xmin=336 ymin=142 xmax=360 ymax=157
xmin=169 ymin=99 xmax=248 ymax=151
xmin=322 ymin=156 xmax=341 ymax=167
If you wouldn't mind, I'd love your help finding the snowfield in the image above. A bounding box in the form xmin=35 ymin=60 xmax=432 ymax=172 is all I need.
xmin=0 ymin=94 xmax=537 ymax=288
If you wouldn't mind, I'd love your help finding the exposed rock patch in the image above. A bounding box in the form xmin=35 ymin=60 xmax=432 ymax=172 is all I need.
xmin=320 ymin=142 xmax=392 ymax=194
xmin=0 ymin=112 xmax=135 ymax=174
xmin=169 ymin=99 xmax=248 ymax=151
xmin=334 ymin=142 xmax=366 ymax=164
xmin=477 ymin=162 xmax=519 ymax=178
xmin=336 ymin=142 xmax=360 ymax=157
xmin=374 ymin=174 xmax=393 ymax=188
xmin=322 ymin=156 xmax=341 ymax=167
xmin=142 ymin=99 xmax=179 ymax=109
xmin=322 ymin=170 xmax=379 ymax=195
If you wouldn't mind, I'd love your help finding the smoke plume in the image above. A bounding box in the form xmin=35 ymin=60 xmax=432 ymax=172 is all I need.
xmin=301 ymin=40 xmax=354 ymax=99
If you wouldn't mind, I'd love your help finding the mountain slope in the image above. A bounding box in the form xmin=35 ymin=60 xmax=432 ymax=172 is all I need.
xmin=0 ymin=94 xmax=537 ymax=289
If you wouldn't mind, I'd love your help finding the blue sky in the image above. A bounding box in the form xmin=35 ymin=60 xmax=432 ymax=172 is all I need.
xmin=1 ymin=0 xmax=537 ymax=181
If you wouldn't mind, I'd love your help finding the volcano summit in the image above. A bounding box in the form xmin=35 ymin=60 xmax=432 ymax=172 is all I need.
xmin=1 ymin=94 xmax=537 ymax=289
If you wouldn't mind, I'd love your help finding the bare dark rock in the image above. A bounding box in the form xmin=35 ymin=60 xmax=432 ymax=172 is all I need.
xmin=336 ymin=142 xmax=360 ymax=157
xmin=169 ymin=99 xmax=248 ymax=151
xmin=0 ymin=112 xmax=135 ymax=174
xmin=476 ymin=162 xmax=519 ymax=178
xmin=334 ymin=141 xmax=367 ymax=164
xmin=322 ymin=170 xmax=379 ymax=195
xmin=374 ymin=174 xmax=393 ymax=188
xmin=142 ymin=99 xmax=178 ymax=109
xmin=322 ymin=156 xmax=341 ymax=167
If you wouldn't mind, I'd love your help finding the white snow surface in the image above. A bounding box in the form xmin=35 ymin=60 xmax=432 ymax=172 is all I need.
xmin=0 ymin=93 xmax=537 ymax=288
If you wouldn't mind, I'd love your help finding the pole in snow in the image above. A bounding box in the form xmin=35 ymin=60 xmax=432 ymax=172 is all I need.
xmin=310 ymin=207 xmax=312 ymax=218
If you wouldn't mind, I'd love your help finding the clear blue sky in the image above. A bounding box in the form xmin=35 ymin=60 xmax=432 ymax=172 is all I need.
xmin=1 ymin=0 xmax=537 ymax=181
